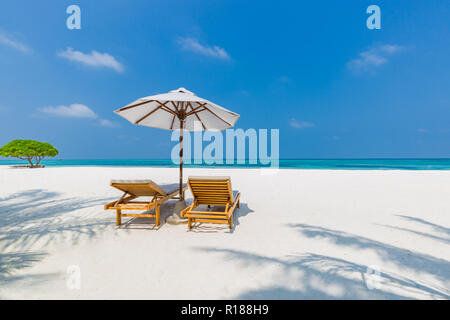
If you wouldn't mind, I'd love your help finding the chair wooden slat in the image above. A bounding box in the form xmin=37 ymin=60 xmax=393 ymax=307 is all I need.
xmin=105 ymin=181 xmax=187 ymax=227
xmin=181 ymin=177 xmax=241 ymax=230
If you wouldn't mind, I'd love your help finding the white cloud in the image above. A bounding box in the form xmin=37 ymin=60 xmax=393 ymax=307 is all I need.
xmin=57 ymin=47 xmax=124 ymax=72
xmin=177 ymin=37 xmax=230 ymax=60
xmin=379 ymin=44 xmax=403 ymax=54
xmin=0 ymin=29 xmax=31 ymax=54
xmin=277 ymin=76 xmax=293 ymax=84
xmin=347 ymin=44 xmax=403 ymax=72
xmin=37 ymin=103 xmax=119 ymax=128
xmin=98 ymin=119 xmax=120 ymax=128
xmin=38 ymin=104 xmax=98 ymax=118
xmin=289 ymin=118 xmax=314 ymax=129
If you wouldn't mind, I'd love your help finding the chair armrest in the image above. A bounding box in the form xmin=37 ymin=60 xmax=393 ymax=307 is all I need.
xmin=180 ymin=200 xmax=197 ymax=217
xmin=226 ymin=192 xmax=241 ymax=219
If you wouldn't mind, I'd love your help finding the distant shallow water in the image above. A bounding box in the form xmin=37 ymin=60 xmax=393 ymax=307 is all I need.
xmin=2 ymin=159 xmax=450 ymax=170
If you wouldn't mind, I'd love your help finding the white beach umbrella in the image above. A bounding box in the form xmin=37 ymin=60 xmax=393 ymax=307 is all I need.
xmin=114 ymin=88 xmax=240 ymax=200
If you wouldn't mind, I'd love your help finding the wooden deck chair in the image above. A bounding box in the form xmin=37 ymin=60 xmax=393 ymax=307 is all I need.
xmin=105 ymin=180 xmax=187 ymax=227
xmin=180 ymin=176 xmax=241 ymax=230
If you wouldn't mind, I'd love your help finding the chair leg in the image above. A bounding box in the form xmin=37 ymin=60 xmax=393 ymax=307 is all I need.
xmin=155 ymin=205 xmax=160 ymax=227
xmin=237 ymin=200 xmax=240 ymax=208
xmin=229 ymin=215 xmax=233 ymax=229
xmin=116 ymin=209 xmax=122 ymax=226
xmin=188 ymin=217 xmax=192 ymax=230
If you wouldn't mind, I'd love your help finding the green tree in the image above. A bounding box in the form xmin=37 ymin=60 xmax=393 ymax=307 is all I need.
xmin=0 ymin=140 xmax=59 ymax=167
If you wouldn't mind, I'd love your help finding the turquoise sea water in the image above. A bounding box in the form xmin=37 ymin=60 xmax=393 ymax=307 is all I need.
xmin=2 ymin=159 xmax=450 ymax=170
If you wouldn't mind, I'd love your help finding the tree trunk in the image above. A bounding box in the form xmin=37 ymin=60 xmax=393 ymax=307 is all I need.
xmin=27 ymin=157 xmax=35 ymax=168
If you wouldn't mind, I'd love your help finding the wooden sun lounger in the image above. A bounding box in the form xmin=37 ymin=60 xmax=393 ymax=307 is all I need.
xmin=180 ymin=176 xmax=241 ymax=230
xmin=105 ymin=179 xmax=187 ymax=227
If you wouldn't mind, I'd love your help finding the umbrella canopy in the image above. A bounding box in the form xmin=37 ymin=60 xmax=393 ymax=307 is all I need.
xmin=114 ymin=88 xmax=240 ymax=200
xmin=114 ymin=88 xmax=239 ymax=131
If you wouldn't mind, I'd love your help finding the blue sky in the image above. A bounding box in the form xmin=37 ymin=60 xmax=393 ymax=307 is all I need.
xmin=0 ymin=0 xmax=449 ymax=159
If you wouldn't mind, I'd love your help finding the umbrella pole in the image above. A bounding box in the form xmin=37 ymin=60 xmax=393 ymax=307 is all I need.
xmin=166 ymin=117 xmax=187 ymax=225
xmin=179 ymin=118 xmax=184 ymax=200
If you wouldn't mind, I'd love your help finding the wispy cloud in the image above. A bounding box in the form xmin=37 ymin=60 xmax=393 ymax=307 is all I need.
xmin=347 ymin=44 xmax=403 ymax=72
xmin=277 ymin=76 xmax=293 ymax=84
xmin=57 ymin=47 xmax=124 ymax=72
xmin=38 ymin=104 xmax=98 ymax=118
xmin=37 ymin=103 xmax=119 ymax=128
xmin=418 ymin=128 xmax=430 ymax=134
xmin=289 ymin=118 xmax=314 ymax=129
xmin=0 ymin=106 xmax=7 ymax=112
xmin=98 ymin=119 xmax=120 ymax=128
xmin=177 ymin=37 xmax=230 ymax=60
xmin=0 ymin=29 xmax=31 ymax=54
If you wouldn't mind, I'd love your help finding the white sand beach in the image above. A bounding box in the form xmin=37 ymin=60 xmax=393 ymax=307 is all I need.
xmin=0 ymin=166 xmax=449 ymax=299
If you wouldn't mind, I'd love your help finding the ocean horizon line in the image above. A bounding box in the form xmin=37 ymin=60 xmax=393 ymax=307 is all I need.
xmin=3 ymin=157 xmax=450 ymax=160
xmin=3 ymin=158 xmax=450 ymax=170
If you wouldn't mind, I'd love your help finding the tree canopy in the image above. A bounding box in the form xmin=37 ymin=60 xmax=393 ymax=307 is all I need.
xmin=0 ymin=139 xmax=59 ymax=167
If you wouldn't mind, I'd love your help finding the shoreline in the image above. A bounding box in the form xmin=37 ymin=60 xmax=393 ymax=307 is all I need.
xmin=3 ymin=164 xmax=450 ymax=172
xmin=4 ymin=158 xmax=450 ymax=171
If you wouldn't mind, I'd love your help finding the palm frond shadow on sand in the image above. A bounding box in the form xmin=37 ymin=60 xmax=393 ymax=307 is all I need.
xmin=290 ymin=223 xmax=450 ymax=286
xmin=196 ymin=222 xmax=450 ymax=299
xmin=377 ymin=215 xmax=450 ymax=245
xmin=396 ymin=215 xmax=450 ymax=236
xmin=0 ymin=189 xmax=116 ymax=251
xmin=0 ymin=251 xmax=59 ymax=298
xmin=0 ymin=251 xmax=47 ymax=281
